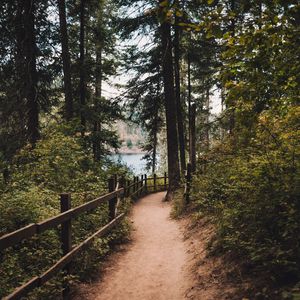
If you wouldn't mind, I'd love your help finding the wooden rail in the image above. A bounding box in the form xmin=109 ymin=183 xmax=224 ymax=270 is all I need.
xmin=1 ymin=172 xmax=169 ymax=300
xmin=0 ymin=190 xmax=122 ymax=252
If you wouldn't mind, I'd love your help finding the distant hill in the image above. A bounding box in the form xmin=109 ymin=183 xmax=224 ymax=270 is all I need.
xmin=115 ymin=120 xmax=146 ymax=154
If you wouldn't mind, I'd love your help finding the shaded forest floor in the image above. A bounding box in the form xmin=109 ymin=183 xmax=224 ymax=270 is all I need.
xmin=73 ymin=192 xmax=257 ymax=300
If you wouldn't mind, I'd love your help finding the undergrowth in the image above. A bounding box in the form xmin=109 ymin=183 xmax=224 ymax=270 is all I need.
xmin=171 ymin=187 xmax=186 ymax=218
xmin=0 ymin=125 xmax=132 ymax=299
xmin=190 ymin=107 xmax=300 ymax=299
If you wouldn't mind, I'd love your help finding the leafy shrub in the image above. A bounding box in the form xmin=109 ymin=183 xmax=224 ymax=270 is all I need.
xmin=126 ymin=139 xmax=133 ymax=149
xmin=191 ymin=107 xmax=300 ymax=288
xmin=0 ymin=126 xmax=131 ymax=298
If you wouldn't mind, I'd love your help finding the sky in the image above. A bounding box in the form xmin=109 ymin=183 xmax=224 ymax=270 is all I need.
xmin=103 ymin=73 xmax=223 ymax=116
xmin=102 ymin=2 xmax=223 ymax=117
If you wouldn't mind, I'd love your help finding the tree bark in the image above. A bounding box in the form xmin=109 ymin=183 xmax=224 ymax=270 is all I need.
xmin=205 ymin=88 xmax=210 ymax=150
xmin=190 ymin=104 xmax=196 ymax=172
xmin=95 ymin=48 xmax=102 ymax=99
xmin=15 ymin=1 xmax=25 ymax=108
xmin=152 ymin=115 xmax=158 ymax=174
xmin=93 ymin=3 xmax=103 ymax=161
xmin=174 ymin=8 xmax=186 ymax=173
xmin=79 ymin=0 xmax=86 ymax=133
xmin=58 ymin=0 xmax=73 ymax=120
xmin=24 ymin=0 xmax=39 ymax=145
xmin=152 ymin=78 xmax=160 ymax=174
xmin=159 ymin=0 xmax=180 ymax=193
xmin=93 ymin=46 xmax=102 ymax=161
xmin=221 ymin=86 xmax=225 ymax=140
xmin=229 ymin=0 xmax=235 ymax=135
xmin=187 ymin=52 xmax=192 ymax=158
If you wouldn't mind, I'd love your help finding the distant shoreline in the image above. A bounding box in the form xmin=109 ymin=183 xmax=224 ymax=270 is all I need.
xmin=115 ymin=147 xmax=146 ymax=155
xmin=113 ymin=151 xmax=147 ymax=155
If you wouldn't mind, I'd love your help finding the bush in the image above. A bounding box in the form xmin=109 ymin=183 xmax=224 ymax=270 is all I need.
xmin=191 ymin=107 xmax=300 ymax=290
xmin=0 ymin=126 xmax=131 ymax=298
xmin=126 ymin=139 xmax=133 ymax=149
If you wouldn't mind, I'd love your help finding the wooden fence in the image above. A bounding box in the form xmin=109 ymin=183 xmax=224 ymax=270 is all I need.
xmin=0 ymin=173 xmax=169 ymax=300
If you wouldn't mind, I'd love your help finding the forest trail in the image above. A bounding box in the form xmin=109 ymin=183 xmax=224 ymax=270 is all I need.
xmin=75 ymin=192 xmax=191 ymax=300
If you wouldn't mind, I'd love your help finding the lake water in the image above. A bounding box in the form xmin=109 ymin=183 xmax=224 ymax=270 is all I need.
xmin=110 ymin=153 xmax=148 ymax=175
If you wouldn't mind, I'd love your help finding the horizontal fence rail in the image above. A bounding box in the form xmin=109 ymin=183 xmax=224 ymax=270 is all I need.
xmin=6 ymin=214 xmax=125 ymax=300
xmin=0 ymin=189 xmax=123 ymax=252
xmin=1 ymin=172 xmax=169 ymax=300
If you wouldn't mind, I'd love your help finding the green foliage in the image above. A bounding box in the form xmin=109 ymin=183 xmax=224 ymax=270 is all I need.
xmin=12 ymin=131 xmax=92 ymax=193
xmin=170 ymin=188 xmax=186 ymax=218
xmin=0 ymin=187 xmax=58 ymax=235
xmin=0 ymin=0 xmax=58 ymax=163
xmin=0 ymin=127 xmax=131 ymax=298
xmin=191 ymin=107 xmax=300 ymax=292
xmin=126 ymin=139 xmax=133 ymax=149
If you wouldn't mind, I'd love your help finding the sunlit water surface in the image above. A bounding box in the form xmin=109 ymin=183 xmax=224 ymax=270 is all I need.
xmin=110 ymin=153 xmax=148 ymax=175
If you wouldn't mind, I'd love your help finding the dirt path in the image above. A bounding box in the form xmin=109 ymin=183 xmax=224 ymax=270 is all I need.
xmin=76 ymin=192 xmax=191 ymax=300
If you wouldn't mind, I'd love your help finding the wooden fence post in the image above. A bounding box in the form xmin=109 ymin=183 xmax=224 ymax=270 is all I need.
xmin=154 ymin=173 xmax=157 ymax=192
xmin=144 ymin=174 xmax=147 ymax=194
xmin=120 ymin=176 xmax=125 ymax=198
xmin=108 ymin=176 xmax=117 ymax=220
xmin=139 ymin=175 xmax=142 ymax=197
xmin=115 ymin=176 xmax=125 ymax=216
xmin=132 ymin=177 xmax=135 ymax=197
xmin=133 ymin=177 xmax=135 ymax=195
xmin=185 ymin=163 xmax=192 ymax=204
xmin=126 ymin=179 xmax=131 ymax=197
xmin=164 ymin=172 xmax=167 ymax=190
xmin=135 ymin=176 xmax=138 ymax=196
xmin=60 ymin=193 xmax=72 ymax=300
xmin=140 ymin=175 xmax=143 ymax=196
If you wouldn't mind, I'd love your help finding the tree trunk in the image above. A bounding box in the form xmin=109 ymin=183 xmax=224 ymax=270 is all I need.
xmin=3 ymin=168 xmax=9 ymax=184
xmin=152 ymin=93 xmax=159 ymax=175
xmin=221 ymin=86 xmax=225 ymax=140
xmin=93 ymin=121 xmax=100 ymax=161
xmin=24 ymin=0 xmax=39 ymax=145
xmin=190 ymin=104 xmax=196 ymax=172
xmin=93 ymin=47 xmax=102 ymax=161
xmin=15 ymin=1 xmax=25 ymax=112
xmin=152 ymin=117 xmax=157 ymax=174
xmin=174 ymin=9 xmax=186 ymax=173
xmin=159 ymin=1 xmax=180 ymax=194
xmin=187 ymin=52 xmax=192 ymax=158
xmin=93 ymin=4 xmax=103 ymax=161
xmin=205 ymin=88 xmax=210 ymax=150
xmin=58 ymin=0 xmax=73 ymax=120
xmin=229 ymin=0 xmax=235 ymax=135
xmin=79 ymin=0 xmax=86 ymax=133
xmin=95 ymin=48 xmax=102 ymax=100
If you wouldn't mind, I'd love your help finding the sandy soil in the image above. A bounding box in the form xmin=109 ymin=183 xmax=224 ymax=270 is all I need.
xmin=75 ymin=192 xmax=191 ymax=300
xmin=182 ymin=218 xmax=240 ymax=300
xmin=74 ymin=193 xmax=246 ymax=300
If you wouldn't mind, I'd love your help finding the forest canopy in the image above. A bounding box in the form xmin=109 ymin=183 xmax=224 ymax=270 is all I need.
xmin=0 ymin=0 xmax=299 ymax=299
